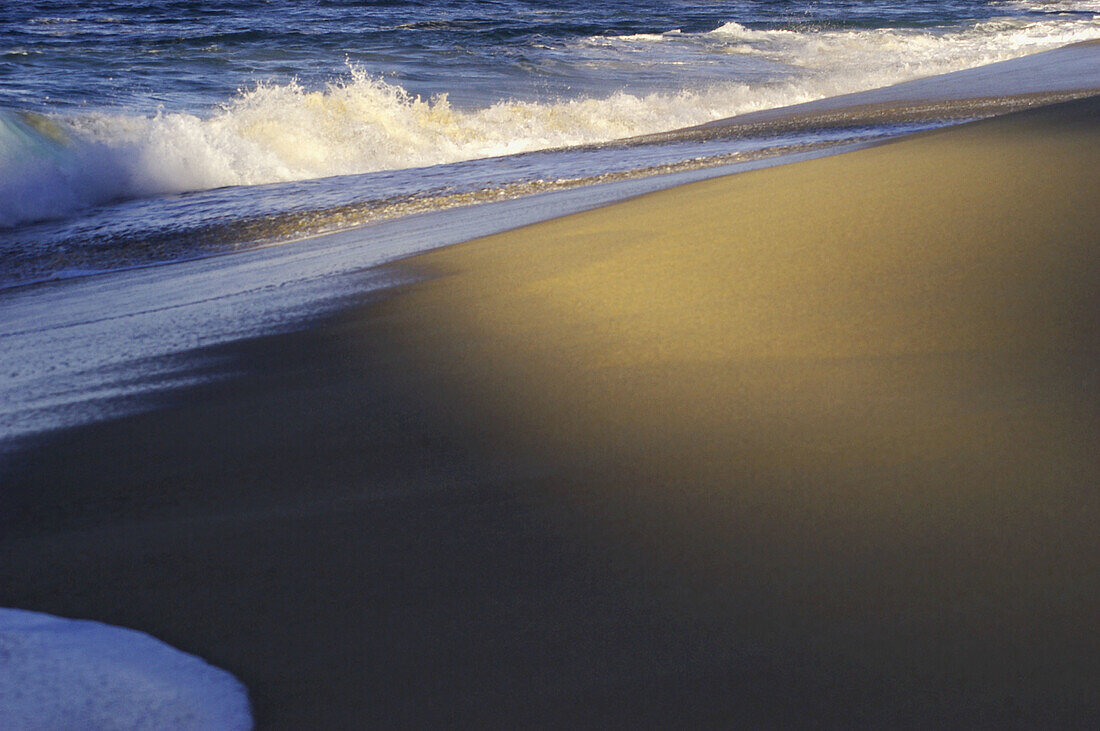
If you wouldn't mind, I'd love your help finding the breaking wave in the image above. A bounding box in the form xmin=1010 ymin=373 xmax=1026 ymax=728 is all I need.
xmin=1 ymin=9 xmax=1097 ymax=228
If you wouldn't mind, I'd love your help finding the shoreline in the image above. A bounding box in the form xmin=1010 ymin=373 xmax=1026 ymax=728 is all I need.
xmin=3 ymin=88 xmax=1098 ymax=727
xmin=4 ymin=43 xmax=1100 ymax=452
xmin=690 ymin=38 xmax=1100 ymax=129
xmin=0 ymin=136 xmax=880 ymax=296
xmin=5 ymin=42 xmax=1099 ymax=294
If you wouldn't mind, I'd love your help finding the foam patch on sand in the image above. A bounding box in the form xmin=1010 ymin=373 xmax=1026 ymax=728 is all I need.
xmin=0 ymin=609 xmax=252 ymax=730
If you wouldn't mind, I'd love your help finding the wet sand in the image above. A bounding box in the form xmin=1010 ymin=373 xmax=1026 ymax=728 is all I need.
xmin=2 ymin=95 xmax=1098 ymax=727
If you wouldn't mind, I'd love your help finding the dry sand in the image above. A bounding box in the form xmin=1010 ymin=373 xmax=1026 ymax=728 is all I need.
xmin=3 ymin=95 xmax=1098 ymax=727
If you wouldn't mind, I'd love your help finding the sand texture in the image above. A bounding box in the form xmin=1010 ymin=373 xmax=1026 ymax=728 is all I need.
xmin=3 ymin=95 xmax=1099 ymax=727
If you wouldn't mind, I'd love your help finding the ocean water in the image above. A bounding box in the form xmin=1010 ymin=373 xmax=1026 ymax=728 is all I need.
xmin=1 ymin=0 xmax=1098 ymax=286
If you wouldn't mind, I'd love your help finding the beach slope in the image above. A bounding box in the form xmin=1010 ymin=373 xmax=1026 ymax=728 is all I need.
xmin=3 ymin=95 xmax=1099 ymax=726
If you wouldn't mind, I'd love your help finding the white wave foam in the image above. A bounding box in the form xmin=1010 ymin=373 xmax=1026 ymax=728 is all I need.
xmin=1000 ymin=0 xmax=1100 ymax=12
xmin=0 ymin=608 xmax=252 ymax=730
xmin=1 ymin=10 xmax=1097 ymax=228
xmin=613 ymin=30 xmax=679 ymax=42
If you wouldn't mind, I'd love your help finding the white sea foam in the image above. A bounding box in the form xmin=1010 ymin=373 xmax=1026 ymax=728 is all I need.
xmin=0 ymin=608 xmax=252 ymax=730
xmin=614 ymin=30 xmax=678 ymax=42
xmin=1 ymin=10 xmax=1097 ymax=228
xmin=1002 ymin=0 xmax=1100 ymax=12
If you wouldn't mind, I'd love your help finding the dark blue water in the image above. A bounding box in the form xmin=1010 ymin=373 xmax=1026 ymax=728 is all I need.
xmin=2 ymin=1 xmax=1087 ymax=112
xmin=1 ymin=0 xmax=1097 ymax=286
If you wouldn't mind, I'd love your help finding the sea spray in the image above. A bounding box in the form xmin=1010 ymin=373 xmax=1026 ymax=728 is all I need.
xmin=1 ymin=7 xmax=1096 ymax=229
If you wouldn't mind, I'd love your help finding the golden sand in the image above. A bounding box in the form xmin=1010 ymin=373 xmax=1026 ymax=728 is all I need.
xmin=4 ymin=95 xmax=1098 ymax=726
xmin=354 ymin=94 xmax=1100 ymax=718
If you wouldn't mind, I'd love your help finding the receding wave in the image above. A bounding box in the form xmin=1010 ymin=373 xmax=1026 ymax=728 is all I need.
xmin=1 ymin=9 xmax=1097 ymax=228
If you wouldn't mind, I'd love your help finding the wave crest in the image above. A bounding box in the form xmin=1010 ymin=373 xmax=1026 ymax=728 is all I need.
xmin=2 ymin=8 xmax=1097 ymax=229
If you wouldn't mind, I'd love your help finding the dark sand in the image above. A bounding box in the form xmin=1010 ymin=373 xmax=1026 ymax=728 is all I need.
xmin=3 ymin=95 xmax=1099 ymax=727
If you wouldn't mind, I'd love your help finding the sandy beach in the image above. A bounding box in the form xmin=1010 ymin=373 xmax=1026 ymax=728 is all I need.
xmin=2 ymin=89 xmax=1098 ymax=727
